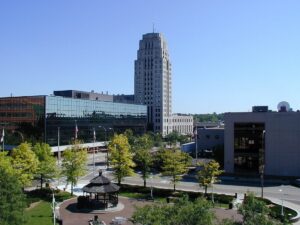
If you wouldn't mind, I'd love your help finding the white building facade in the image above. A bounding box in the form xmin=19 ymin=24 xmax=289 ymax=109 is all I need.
xmin=172 ymin=114 xmax=193 ymax=135
xmin=134 ymin=33 xmax=172 ymax=136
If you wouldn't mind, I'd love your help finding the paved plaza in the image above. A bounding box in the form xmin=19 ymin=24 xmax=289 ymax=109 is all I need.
xmin=59 ymin=196 xmax=242 ymax=225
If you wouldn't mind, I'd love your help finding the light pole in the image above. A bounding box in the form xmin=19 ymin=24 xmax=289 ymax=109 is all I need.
xmin=57 ymin=127 xmax=60 ymax=163
xmin=260 ymin=130 xmax=266 ymax=198
xmin=150 ymin=173 xmax=153 ymax=199
xmin=211 ymin=182 xmax=214 ymax=205
xmin=194 ymin=127 xmax=198 ymax=161
xmin=93 ymin=127 xmax=96 ymax=176
xmin=279 ymin=187 xmax=284 ymax=217
xmin=99 ymin=126 xmax=110 ymax=169
xmin=51 ymin=190 xmax=56 ymax=225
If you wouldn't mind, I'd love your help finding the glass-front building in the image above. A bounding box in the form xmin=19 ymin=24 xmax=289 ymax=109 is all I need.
xmin=0 ymin=96 xmax=147 ymax=146
xmin=234 ymin=123 xmax=265 ymax=174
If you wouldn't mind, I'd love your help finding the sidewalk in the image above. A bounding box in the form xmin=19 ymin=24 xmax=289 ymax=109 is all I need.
xmin=266 ymin=197 xmax=300 ymax=224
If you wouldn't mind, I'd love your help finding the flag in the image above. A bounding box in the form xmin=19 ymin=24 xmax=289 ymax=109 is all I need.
xmin=93 ymin=129 xmax=96 ymax=141
xmin=193 ymin=128 xmax=198 ymax=139
xmin=0 ymin=129 xmax=4 ymax=143
xmin=75 ymin=124 xmax=78 ymax=139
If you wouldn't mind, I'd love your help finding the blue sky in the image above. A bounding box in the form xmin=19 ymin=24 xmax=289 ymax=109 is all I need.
xmin=0 ymin=1 xmax=300 ymax=113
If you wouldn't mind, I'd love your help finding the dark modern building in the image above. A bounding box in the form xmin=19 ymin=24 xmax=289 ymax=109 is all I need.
xmin=0 ymin=95 xmax=147 ymax=146
xmin=54 ymin=90 xmax=135 ymax=104
xmin=224 ymin=107 xmax=300 ymax=177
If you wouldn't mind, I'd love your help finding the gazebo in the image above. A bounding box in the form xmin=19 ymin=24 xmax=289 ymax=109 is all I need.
xmin=81 ymin=170 xmax=120 ymax=209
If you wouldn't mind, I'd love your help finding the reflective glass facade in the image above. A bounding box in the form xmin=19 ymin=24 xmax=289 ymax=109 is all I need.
xmin=0 ymin=96 xmax=147 ymax=146
xmin=0 ymin=96 xmax=45 ymax=144
xmin=234 ymin=123 xmax=265 ymax=174
xmin=45 ymin=96 xmax=147 ymax=145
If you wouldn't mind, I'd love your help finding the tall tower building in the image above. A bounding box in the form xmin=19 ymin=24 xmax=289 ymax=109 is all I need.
xmin=134 ymin=33 xmax=172 ymax=136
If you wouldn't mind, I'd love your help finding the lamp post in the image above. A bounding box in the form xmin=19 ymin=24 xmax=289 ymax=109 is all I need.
xmin=279 ymin=187 xmax=284 ymax=217
xmin=57 ymin=127 xmax=60 ymax=163
xmin=211 ymin=181 xmax=214 ymax=206
xmin=260 ymin=130 xmax=266 ymax=198
xmin=150 ymin=173 xmax=153 ymax=199
xmin=194 ymin=127 xmax=198 ymax=161
xmin=99 ymin=126 xmax=109 ymax=169
xmin=92 ymin=127 xmax=96 ymax=176
xmin=51 ymin=189 xmax=56 ymax=225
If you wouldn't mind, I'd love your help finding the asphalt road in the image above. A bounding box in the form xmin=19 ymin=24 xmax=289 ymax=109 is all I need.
xmin=75 ymin=152 xmax=300 ymax=206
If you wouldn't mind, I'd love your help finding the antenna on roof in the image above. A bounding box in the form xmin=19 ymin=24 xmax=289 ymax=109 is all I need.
xmin=152 ymin=23 xmax=155 ymax=33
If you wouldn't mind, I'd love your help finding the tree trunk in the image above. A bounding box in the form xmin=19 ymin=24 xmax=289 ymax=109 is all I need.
xmin=205 ymin=186 xmax=207 ymax=195
xmin=71 ymin=182 xmax=73 ymax=196
xmin=144 ymin=178 xmax=146 ymax=187
xmin=40 ymin=174 xmax=43 ymax=190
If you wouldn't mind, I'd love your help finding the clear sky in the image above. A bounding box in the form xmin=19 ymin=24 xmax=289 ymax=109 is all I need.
xmin=0 ymin=0 xmax=300 ymax=114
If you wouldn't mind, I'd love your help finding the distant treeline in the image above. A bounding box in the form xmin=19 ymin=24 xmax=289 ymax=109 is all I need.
xmin=193 ymin=113 xmax=224 ymax=122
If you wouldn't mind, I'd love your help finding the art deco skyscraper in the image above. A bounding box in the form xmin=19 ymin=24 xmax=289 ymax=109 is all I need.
xmin=134 ymin=33 xmax=172 ymax=135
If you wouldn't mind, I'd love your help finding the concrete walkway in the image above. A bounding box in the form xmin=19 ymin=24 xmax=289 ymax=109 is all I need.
xmin=266 ymin=197 xmax=300 ymax=224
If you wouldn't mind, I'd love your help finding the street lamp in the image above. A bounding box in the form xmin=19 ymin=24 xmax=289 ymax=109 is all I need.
xmin=150 ymin=173 xmax=153 ymax=199
xmin=279 ymin=187 xmax=284 ymax=217
xmin=92 ymin=127 xmax=96 ymax=176
xmin=57 ymin=127 xmax=60 ymax=163
xmin=99 ymin=126 xmax=114 ymax=169
xmin=260 ymin=130 xmax=266 ymax=198
xmin=194 ymin=128 xmax=198 ymax=161
xmin=51 ymin=189 xmax=56 ymax=225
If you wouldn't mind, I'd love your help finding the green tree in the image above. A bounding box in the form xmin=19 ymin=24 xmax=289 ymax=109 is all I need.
xmin=11 ymin=142 xmax=39 ymax=187
xmin=33 ymin=143 xmax=58 ymax=189
xmin=132 ymin=196 xmax=215 ymax=225
xmin=162 ymin=148 xmax=191 ymax=191
xmin=61 ymin=143 xmax=87 ymax=195
xmin=197 ymin=160 xmax=223 ymax=195
xmin=108 ymin=134 xmax=135 ymax=185
xmin=0 ymin=151 xmax=15 ymax=175
xmin=124 ymin=129 xmax=135 ymax=147
xmin=239 ymin=193 xmax=281 ymax=225
xmin=133 ymin=134 xmax=154 ymax=187
xmin=0 ymin=167 xmax=27 ymax=225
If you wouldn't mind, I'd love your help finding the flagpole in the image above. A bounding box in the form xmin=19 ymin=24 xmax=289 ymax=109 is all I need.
xmin=93 ymin=127 xmax=96 ymax=176
xmin=2 ymin=128 xmax=4 ymax=152
xmin=52 ymin=193 xmax=56 ymax=225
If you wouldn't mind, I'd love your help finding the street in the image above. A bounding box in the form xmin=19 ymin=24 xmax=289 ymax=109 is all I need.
xmin=66 ymin=152 xmax=300 ymax=206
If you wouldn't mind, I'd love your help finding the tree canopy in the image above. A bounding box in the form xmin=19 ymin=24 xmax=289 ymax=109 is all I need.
xmin=239 ymin=193 xmax=282 ymax=225
xmin=11 ymin=142 xmax=39 ymax=187
xmin=197 ymin=160 xmax=223 ymax=194
xmin=162 ymin=148 xmax=191 ymax=191
xmin=132 ymin=196 xmax=215 ymax=225
xmin=0 ymin=151 xmax=14 ymax=175
xmin=132 ymin=134 xmax=154 ymax=187
xmin=164 ymin=131 xmax=190 ymax=145
xmin=33 ymin=142 xmax=58 ymax=189
xmin=0 ymin=167 xmax=27 ymax=225
xmin=61 ymin=143 xmax=87 ymax=195
xmin=108 ymin=134 xmax=135 ymax=185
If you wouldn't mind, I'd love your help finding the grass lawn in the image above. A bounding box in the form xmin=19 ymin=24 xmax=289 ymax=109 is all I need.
xmin=24 ymin=190 xmax=73 ymax=225
xmin=24 ymin=201 xmax=53 ymax=225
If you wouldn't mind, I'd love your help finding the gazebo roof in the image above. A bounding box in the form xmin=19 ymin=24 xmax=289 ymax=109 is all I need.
xmin=82 ymin=182 xmax=120 ymax=193
xmin=82 ymin=170 xmax=120 ymax=194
